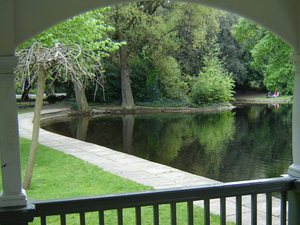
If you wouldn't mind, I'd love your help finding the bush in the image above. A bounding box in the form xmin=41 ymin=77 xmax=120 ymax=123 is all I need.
xmin=191 ymin=56 xmax=235 ymax=104
xmin=154 ymin=56 xmax=188 ymax=100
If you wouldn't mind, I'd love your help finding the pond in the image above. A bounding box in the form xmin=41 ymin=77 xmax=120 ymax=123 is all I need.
xmin=43 ymin=104 xmax=292 ymax=182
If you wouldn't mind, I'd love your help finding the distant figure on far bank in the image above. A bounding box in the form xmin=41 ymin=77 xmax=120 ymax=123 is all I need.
xmin=267 ymin=89 xmax=280 ymax=98
xmin=267 ymin=91 xmax=272 ymax=98
xmin=273 ymin=89 xmax=280 ymax=98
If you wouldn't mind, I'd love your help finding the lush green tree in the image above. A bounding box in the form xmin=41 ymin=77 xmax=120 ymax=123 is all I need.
xmin=166 ymin=3 xmax=221 ymax=76
xmin=191 ymin=54 xmax=235 ymax=104
xmin=106 ymin=1 xmax=184 ymax=106
xmin=231 ymin=18 xmax=265 ymax=52
xmin=251 ymin=33 xmax=294 ymax=94
xmin=232 ymin=18 xmax=294 ymax=94
xmin=218 ymin=14 xmax=260 ymax=89
xmin=30 ymin=9 xmax=117 ymax=53
xmin=104 ymin=3 xmax=250 ymax=104
xmin=154 ymin=56 xmax=188 ymax=100
xmin=103 ymin=3 xmax=294 ymax=104
xmin=107 ymin=3 xmax=160 ymax=107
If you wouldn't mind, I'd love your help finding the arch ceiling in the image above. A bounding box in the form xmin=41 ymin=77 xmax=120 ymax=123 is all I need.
xmin=1 ymin=0 xmax=300 ymax=51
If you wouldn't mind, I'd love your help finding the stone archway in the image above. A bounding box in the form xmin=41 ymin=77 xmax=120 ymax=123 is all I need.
xmin=6 ymin=0 xmax=300 ymax=51
xmin=1 ymin=0 xmax=300 ymax=208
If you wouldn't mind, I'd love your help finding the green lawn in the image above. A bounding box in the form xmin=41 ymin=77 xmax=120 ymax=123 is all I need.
xmin=1 ymin=138 xmax=233 ymax=225
xmin=20 ymin=138 xmax=149 ymax=200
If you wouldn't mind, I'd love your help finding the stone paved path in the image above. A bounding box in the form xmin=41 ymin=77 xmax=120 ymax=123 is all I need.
xmin=18 ymin=109 xmax=285 ymax=225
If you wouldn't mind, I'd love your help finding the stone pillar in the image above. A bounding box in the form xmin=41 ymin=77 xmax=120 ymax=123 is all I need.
xmin=289 ymin=53 xmax=300 ymax=178
xmin=0 ymin=56 xmax=27 ymax=207
xmin=288 ymin=53 xmax=300 ymax=225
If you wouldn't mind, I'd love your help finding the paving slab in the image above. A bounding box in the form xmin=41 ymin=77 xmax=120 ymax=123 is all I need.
xmin=18 ymin=109 xmax=288 ymax=225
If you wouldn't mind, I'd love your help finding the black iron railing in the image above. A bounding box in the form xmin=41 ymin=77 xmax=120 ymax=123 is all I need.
xmin=31 ymin=177 xmax=294 ymax=225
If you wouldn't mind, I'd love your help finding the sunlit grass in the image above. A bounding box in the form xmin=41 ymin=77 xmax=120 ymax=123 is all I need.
xmin=1 ymin=138 xmax=233 ymax=225
xmin=19 ymin=138 xmax=149 ymax=200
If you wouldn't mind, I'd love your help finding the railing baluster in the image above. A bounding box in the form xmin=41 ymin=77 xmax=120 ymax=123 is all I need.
xmin=220 ymin=197 xmax=226 ymax=225
xmin=204 ymin=199 xmax=210 ymax=225
xmin=170 ymin=203 xmax=177 ymax=225
xmin=60 ymin=214 xmax=66 ymax=225
xmin=280 ymin=191 xmax=287 ymax=225
xmin=117 ymin=209 xmax=123 ymax=225
xmin=135 ymin=206 xmax=142 ymax=225
xmin=30 ymin=177 xmax=293 ymax=225
xmin=266 ymin=193 xmax=272 ymax=225
xmin=236 ymin=195 xmax=242 ymax=225
xmin=187 ymin=201 xmax=194 ymax=225
xmin=41 ymin=216 xmax=46 ymax=225
xmin=153 ymin=204 xmax=159 ymax=225
xmin=80 ymin=212 xmax=86 ymax=225
xmin=99 ymin=210 xmax=104 ymax=225
xmin=251 ymin=194 xmax=257 ymax=225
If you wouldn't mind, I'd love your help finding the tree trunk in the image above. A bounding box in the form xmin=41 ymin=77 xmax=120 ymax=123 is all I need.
xmin=120 ymin=45 xmax=135 ymax=108
xmin=114 ymin=5 xmax=135 ymax=108
xmin=122 ymin=115 xmax=135 ymax=153
xmin=21 ymin=80 xmax=31 ymax=101
xmin=23 ymin=69 xmax=46 ymax=190
xmin=76 ymin=116 xmax=90 ymax=141
xmin=72 ymin=80 xmax=89 ymax=112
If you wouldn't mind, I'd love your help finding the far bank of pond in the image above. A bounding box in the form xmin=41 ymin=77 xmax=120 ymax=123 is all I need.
xmin=43 ymin=104 xmax=292 ymax=182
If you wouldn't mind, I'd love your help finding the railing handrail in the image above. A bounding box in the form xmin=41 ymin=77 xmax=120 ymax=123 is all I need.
xmin=32 ymin=176 xmax=294 ymax=216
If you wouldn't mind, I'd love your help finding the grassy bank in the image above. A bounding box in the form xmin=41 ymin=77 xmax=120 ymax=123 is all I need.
xmin=19 ymin=138 xmax=149 ymax=200
xmin=0 ymin=138 xmax=232 ymax=225
xmin=234 ymin=94 xmax=292 ymax=104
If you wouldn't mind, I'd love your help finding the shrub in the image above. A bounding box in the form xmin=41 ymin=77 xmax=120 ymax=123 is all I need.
xmin=191 ymin=56 xmax=235 ymax=104
xmin=154 ymin=56 xmax=188 ymax=100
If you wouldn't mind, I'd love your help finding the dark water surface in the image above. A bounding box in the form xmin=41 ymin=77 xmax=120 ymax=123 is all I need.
xmin=43 ymin=104 xmax=292 ymax=182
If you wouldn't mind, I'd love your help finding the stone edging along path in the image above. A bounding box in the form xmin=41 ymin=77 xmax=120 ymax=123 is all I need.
xmin=18 ymin=108 xmax=283 ymax=225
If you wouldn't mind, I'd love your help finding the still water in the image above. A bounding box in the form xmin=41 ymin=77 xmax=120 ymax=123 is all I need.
xmin=43 ymin=104 xmax=292 ymax=182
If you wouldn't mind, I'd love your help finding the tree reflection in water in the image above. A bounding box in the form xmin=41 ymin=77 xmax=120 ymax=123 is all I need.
xmin=44 ymin=104 xmax=292 ymax=182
